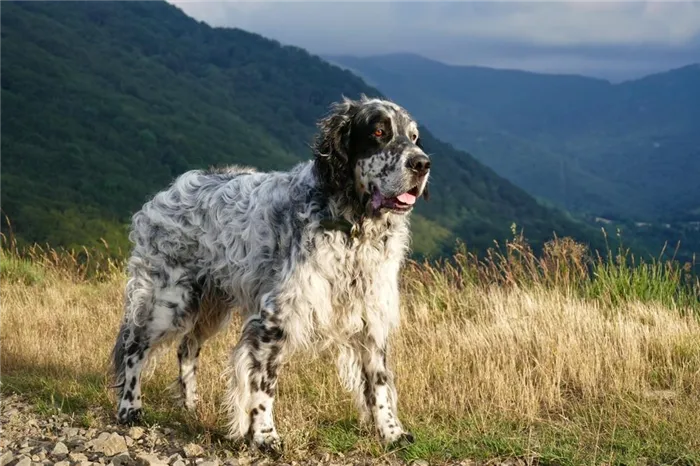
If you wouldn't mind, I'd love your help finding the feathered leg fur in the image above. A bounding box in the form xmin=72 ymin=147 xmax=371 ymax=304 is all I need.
xmin=224 ymin=294 xmax=288 ymax=453
xmin=338 ymin=336 xmax=413 ymax=446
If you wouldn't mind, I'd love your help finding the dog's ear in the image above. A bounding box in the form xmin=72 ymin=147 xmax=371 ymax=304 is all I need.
xmin=313 ymin=97 xmax=360 ymax=192
xmin=314 ymin=97 xmax=359 ymax=161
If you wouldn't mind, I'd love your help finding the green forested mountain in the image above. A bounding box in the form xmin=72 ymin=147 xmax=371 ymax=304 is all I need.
xmin=1 ymin=1 xmax=606 ymax=258
xmin=327 ymin=53 xmax=700 ymax=223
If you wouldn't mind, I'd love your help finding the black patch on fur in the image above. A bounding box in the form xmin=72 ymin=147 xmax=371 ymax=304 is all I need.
xmin=267 ymin=326 xmax=284 ymax=342
xmin=362 ymin=368 xmax=376 ymax=407
xmin=268 ymin=314 xmax=281 ymax=327
xmin=156 ymin=299 xmax=179 ymax=310
xmin=266 ymin=357 xmax=279 ymax=382
xmin=126 ymin=342 xmax=140 ymax=356
xmin=248 ymin=326 xmax=261 ymax=352
xmin=259 ymin=378 xmax=269 ymax=395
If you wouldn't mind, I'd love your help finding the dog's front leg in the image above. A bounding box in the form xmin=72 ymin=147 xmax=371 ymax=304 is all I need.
xmin=355 ymin=335 xmax=414 ymax=447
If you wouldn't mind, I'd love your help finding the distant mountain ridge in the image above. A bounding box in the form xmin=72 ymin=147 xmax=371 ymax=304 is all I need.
xmin=326 ymin=53 xmax=700 ymax=223
xmin=0 ymin=2 xmax=605 ymax=258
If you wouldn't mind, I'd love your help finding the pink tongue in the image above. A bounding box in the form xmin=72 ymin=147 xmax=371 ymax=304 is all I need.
xmin=396 ymin=192 xmax=417 ymax=205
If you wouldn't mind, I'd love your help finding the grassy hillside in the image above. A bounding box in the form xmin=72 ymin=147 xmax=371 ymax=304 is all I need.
xmin=2 ymin=237 xmax=699 ymax=464
xmin=0 ymin=1 xmax=606 ymax=259
xmin=327 ymin=54 xmax=700 ymax=224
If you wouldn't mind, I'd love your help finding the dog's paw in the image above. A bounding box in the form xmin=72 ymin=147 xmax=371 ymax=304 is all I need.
xmin=249 ymin=430 xmax=283 ymax=457
xmin=116 ymin=406 xmax=142 ymax=425
xmin=384 ymin=431 xmax=415 ymax=450
xmin=182 ymin=395 xmax=199 ymax=412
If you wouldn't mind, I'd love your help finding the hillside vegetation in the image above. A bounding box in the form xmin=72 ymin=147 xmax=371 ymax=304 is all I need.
xmin=328 ymin=54 xmax=700 ymax=223
xmin=1 ymin=1 xmax=605 ymax=259
xmin=2 ymin=235 xmax=699 ymax=464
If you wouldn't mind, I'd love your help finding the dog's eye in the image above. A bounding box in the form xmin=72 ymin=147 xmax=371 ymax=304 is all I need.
xmin=411 ymin=134 xmax=418 ymax=142
xmin=373 ymin=128 xmax=384 ymax=137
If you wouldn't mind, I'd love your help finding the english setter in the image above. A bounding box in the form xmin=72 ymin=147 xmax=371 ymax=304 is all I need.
xmin=110 ymin=95 xmax=431 ymax=452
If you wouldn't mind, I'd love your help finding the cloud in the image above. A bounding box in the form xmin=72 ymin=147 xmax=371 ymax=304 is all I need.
xmin=168 ymin=1 xmax=700 ymax=80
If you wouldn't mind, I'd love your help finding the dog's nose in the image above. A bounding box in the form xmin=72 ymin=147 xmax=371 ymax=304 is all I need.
xmin=407 ymin=153 xmax=431 ymax=176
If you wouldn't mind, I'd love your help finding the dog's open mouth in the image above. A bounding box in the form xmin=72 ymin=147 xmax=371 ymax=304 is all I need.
xmin=371 ymin=186 xmax=420 ymax=213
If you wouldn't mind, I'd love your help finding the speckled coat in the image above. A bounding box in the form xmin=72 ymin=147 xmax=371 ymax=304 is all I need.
xmin=110 ymin=95 xmax=432 ymax=451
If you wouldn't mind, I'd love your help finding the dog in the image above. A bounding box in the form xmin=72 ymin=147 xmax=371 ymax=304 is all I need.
xmin=110 ymin=95 xmax=431 ymax=452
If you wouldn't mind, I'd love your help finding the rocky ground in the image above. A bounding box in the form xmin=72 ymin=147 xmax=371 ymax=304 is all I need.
xmin=0 ymin=394 xmax=435 ymax=466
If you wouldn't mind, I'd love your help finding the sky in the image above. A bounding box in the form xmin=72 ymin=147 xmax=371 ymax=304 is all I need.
xmin=169 ymin=1 xmax=700 ymax=81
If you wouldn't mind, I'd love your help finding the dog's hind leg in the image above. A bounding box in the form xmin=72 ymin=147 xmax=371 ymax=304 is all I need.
xmin=112 ymin=265 xmax=196 ymax=424
xmin=224 ymin=293 xmax=288 ymax=453
xmin=177 ymin=332 xmax=202 ymax=412
xmin=177 ymin=290 xmax=232 ymax=411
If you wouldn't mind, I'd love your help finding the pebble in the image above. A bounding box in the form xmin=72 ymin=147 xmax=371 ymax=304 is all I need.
xmin=183 ymin=443 xmax=205 ymax=458
xmin=70 ymin=452 xmax=89 ymax=462
xmin=111 ymin=452 xmax=132 ymax=466
xmin=92 ymin=433 xmax=128 ymax=456
xmin=14 ymin=457 xmax=31 ymax=466
xmin=0 ymin=451 xmax=14 ymax=466
xmin=135 ymin=453 xmax=169 ymax=465
xmin=52 ymin=442 xmax=69 ymax=456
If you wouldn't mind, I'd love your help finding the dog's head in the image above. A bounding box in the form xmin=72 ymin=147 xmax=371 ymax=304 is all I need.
xmin=313 ymin=95 xmax=431 ymax=216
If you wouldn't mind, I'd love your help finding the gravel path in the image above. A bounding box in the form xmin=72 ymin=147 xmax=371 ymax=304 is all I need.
xmin=0 ymin=394 xmax=424 ymax=466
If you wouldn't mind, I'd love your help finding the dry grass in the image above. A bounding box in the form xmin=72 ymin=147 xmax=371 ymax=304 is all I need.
xmin=2 ymin=237 xmax=700 ymax=464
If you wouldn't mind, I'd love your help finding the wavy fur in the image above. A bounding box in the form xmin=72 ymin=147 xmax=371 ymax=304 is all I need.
xmin=110 ymin=95 xmax=431 ymax=449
